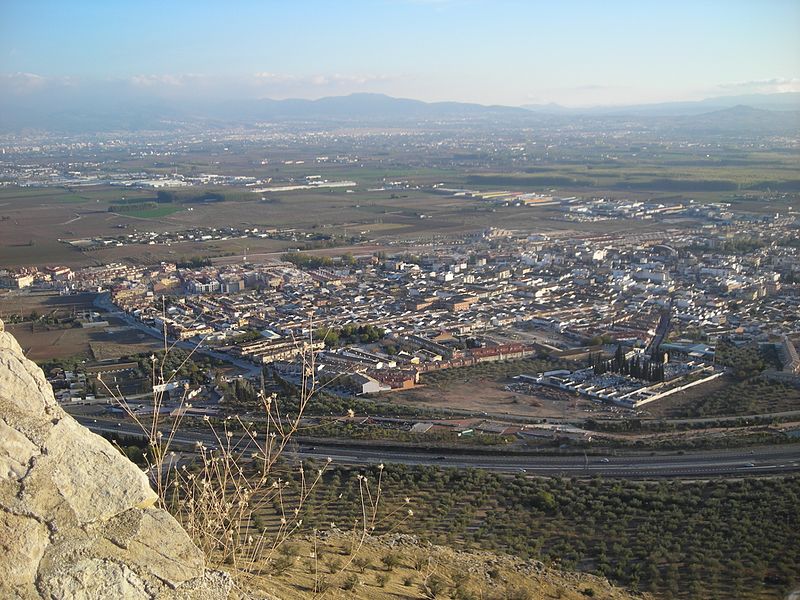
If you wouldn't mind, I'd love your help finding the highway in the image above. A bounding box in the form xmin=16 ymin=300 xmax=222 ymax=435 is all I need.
xmin=76 ymin=417 xmax=800 ymax=480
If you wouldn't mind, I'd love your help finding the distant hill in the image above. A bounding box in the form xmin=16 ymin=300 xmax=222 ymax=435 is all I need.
xmin=671 ymin=104 xmax=800 ymax=135
xmin=214 ymin=93 xmax=531 ymax=122
xmin=1 ymin=90 xmax=797 ymax=136
xmin=0 ymin=92 xmax=533 ymax=133
xmin=523 ymin=92 xmax=800 ymax=116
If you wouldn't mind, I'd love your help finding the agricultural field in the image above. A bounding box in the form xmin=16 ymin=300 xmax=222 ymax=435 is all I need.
xmin=87 ymin=327 xmax=164 ymax=362
xmin=237 ymin=464 xmax=800 ymax=600
xmin=4 ymin=322 xmax=95 ymax=361
xmin=0 ymin=184 xmax=487 ymax=267
xmin=3 ymin=140 xmax=797 ymax=269
xmin=2 ymin=321 xmax=165 ymax=364
xmin=109 ymin=205 xmax=185 ymax=219
xmin=659 ymin=377 xmax=800 ymax=418
xmin=0 ymin=290 xmax=98 ymax=319
xmin=0 ymin=291 xmax=163 ymax=363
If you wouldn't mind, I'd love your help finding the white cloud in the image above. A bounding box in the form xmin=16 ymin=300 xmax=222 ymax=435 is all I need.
xmin=127 ymin=74 xmax=206 ymax=87
xmin=0 ymin=72 xmax=48 ymax=93
xmin=253 ymin=72 xmax=297 ymax=84
xmin=716 ymin=78 xmax=800 ymax=95
xmin=253 ymin=72 xmax=391 ymax=87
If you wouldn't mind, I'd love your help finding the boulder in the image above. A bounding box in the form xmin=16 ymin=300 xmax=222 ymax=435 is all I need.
xmin=0 ymin=320 xmax=232 ymax=599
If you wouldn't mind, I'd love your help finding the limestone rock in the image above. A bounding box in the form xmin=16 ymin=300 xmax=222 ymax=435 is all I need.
xmin=40 ymin=558 xmax=151 ymax=600
xmin=42 ymin=416 xmax=158 ymax=522
xmin=0 ymin=320 xmax=232 ymax=599
xmin=0 ymin=510 xmax=49 ymax=596
xmin=0 ymin=417 xmax=39 ymax=480
xmin=91 ymin=509 xmax=206 ymax=586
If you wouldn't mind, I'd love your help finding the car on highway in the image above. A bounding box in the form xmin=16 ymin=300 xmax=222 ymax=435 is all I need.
xmin=599 ymin=457 xmax=610 ymax=463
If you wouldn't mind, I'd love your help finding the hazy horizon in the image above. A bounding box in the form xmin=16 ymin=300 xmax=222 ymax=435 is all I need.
xmin=2 ymin=0 xmax=799 ymax=109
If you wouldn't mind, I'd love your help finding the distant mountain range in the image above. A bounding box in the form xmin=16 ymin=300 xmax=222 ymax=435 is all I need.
xmin=0 ymin=90 xmax=797 ymax=135
xmin=213 ymin=93 xmax=530 ymax=121
xmin=666 ymin=104 xmax=800 ymax=135
xmin=523 ymin=92 xmax=800 ymax=116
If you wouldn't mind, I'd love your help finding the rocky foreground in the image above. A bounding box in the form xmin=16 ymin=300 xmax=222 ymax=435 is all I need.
xmin=0 ymin=320 xmax=231 ymax=599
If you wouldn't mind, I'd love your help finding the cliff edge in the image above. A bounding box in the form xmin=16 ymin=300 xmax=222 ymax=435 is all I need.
xmin=0 ymin=319 xmax=232 ymax=599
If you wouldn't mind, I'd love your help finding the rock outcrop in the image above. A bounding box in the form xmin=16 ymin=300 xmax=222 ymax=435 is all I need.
xmin=0 ymin=320 xmax=232 ymax=599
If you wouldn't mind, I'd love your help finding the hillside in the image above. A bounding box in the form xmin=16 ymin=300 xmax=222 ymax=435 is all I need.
xmin=242 ymin=532 xmax=650 ymax=600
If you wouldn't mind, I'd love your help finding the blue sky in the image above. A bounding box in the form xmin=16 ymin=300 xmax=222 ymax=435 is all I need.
xmin=1 ymin=0 xmax=798 ymax=106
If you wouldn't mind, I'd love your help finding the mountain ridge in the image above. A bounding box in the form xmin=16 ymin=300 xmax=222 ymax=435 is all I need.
xmin=523 ymin=91 xmax=800 ymax=116
xmin=1 ymin=90 xmax=797 ymax=134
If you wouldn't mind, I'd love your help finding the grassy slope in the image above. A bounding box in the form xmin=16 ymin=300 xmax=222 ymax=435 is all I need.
xmin=240 ymin=533 xmax=648 ymax=600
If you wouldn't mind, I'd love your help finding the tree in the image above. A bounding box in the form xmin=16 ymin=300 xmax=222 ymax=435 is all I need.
xmin=353 ymin=556 xmax=372 ymax=573
xmin=341 ymin=573 xmax=359 ymax=590
xmin=614 ymin=344 xmax=625 ymax=371
xmin=381 ymin=552 xmax=401 ymax=571
xmin=421 ymin=574 xmax=448 ymax=598
xmin=156 ymin=190 xmax=176 ymax=203
xmin=315 ymin=327 xmax=339 ymax=347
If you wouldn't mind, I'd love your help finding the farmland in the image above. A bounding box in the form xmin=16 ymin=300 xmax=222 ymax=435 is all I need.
xmin=0 ymin=291 xmax=162 ymax=362
xmin=240 ymin=463 xmax=800 ymax=600
xmin=2 ymin=133 xmax=799 ymax=269
xmin=4 ymin=323 xmax=95 ymax=361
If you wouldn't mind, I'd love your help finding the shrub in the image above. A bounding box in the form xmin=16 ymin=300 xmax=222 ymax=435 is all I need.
xmin=421 ymin=573 xmax=448 ymax=598
xmin=269 ymin=553 xmax=295 ymax=574
xmin=314 ymin=576 xmax=332 ymax=593
xmin=342 ymin=573 xmax=359 ymax=590
xmin=504 ymin=585 xmax=534 ymax=600
xmin=381 ymin=552 xmax=401 ymax=571
xmin=353 ymin=556 xmax=372 ymax=573
xmin=325 ymin=557 xmax=343 ymax=574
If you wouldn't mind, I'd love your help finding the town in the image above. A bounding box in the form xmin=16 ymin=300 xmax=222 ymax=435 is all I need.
xmin=3 ymin=197 xmax=799 ymax=437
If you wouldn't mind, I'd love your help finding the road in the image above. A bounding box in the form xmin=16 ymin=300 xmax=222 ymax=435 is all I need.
xmin=209 ymin=243 xmax=392 ymax=266
xmin=76 ymin=417 xmax=800 ymax=479
xmin=93 ymin=293 xmax=262 ymax=377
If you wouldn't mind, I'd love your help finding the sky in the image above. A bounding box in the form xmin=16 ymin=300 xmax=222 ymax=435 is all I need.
xmin=1 ymin=0 xmax=799 ymax=107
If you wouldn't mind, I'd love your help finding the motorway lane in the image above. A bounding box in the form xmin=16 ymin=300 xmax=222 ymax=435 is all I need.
xmin=76 ymin=417 xmax=800 ymax=479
